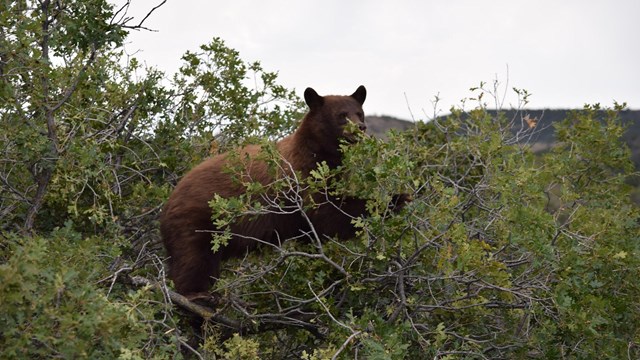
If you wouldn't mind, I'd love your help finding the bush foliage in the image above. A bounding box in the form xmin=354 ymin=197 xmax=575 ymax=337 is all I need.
xmin=1 ymin=1 xmax=638 ymax=359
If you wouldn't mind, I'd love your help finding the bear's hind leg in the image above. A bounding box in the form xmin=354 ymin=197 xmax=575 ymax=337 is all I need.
xmin=167 ymin=232 xmax=220 ymax=297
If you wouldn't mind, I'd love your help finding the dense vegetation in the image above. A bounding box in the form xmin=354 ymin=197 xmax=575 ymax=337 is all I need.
xmin=1 ymin=1 xmax=638 ymax=359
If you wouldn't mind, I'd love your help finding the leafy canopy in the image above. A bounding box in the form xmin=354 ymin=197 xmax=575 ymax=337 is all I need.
xmin=0 ymin=1 xmax=638 ymax=359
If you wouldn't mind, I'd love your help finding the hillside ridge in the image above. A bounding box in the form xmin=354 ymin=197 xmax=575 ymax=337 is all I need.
xmin=367 ymin=109 xmax=640 ymax=168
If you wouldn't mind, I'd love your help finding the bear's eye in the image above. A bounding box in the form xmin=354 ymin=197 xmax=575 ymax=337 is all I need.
xmin=338 ymin=112 xmax=349 ymax=124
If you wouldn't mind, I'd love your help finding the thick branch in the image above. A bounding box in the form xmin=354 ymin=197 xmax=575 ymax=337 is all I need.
xmin=129 ymin=275 xmax=241 ymax=329
xmin=24 ymin=3 xmax=99 ymax=232
xmin=24 ymin=0 xmax=55 ymax=232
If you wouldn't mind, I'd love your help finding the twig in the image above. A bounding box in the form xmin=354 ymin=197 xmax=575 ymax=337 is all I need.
xmin=331 ymin=330 xmax=362 ymax=360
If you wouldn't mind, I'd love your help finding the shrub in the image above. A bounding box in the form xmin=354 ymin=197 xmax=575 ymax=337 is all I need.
xmin=1 ymin=1 xmax=637 ymax=358
xmin=203 ymin=100 xmax=639 ymax=359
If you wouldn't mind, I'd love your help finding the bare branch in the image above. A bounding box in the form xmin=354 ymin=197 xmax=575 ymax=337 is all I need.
xmin=129 ymin=275 xmax=241 ymax=329
xmin=114 ymin=0 xmax=167 ymax=32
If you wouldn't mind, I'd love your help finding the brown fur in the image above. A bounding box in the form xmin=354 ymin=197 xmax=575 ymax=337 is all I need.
xmin=161 ymin=86 xmax=370 ymax=296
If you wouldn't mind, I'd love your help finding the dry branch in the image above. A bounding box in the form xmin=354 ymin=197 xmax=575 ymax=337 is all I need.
xmin=129 ymin=275 xmax=241 ymax=329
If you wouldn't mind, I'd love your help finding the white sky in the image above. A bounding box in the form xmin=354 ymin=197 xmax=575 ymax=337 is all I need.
xmin=115 ymin=0 xmax=640 ymax=120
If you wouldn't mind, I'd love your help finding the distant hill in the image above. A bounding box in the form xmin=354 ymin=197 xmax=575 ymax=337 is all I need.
xmin=365 ymin=115 xmax=416 ymax=139
xmin=367 ymin=110 xmax=640 ymax=169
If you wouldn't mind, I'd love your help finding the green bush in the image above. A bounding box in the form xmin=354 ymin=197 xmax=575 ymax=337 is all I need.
xmin=0 ymin=228 xmax=143 ymax=358
xmin=1 ymin=1 xmax=637 ymax=358
xmin=1 ymin=0 xmax=300 ymax=358
xmin=204 ymin=101 xmax=639 ymax=359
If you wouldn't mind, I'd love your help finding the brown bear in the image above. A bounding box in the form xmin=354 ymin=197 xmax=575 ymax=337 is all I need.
xmin=161 ymin=86 xmax=378 ymax=297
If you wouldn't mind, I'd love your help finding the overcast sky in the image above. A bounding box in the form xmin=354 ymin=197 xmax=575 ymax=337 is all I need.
xmin=116 ymin=0 xmax=639 ymax=120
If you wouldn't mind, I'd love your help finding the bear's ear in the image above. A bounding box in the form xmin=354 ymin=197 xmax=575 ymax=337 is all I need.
xmin=351 ymin=85 xmax=366 ymax=105
xmin=304 ymin=87 xmax=324 ymax=109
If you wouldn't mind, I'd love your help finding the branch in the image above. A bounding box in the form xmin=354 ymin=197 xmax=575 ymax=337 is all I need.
xmin=331 ymin=330 xmax=362 ymax=360
xmin=129 ymin=275 xmax=241 ymax=329
xmin=24 ymin=0 xmax=55 ymax=232
xmin=49 ymin=46 xmax=97 ymax=113
xmin=114 ymin=0 xmax=167 ymax=32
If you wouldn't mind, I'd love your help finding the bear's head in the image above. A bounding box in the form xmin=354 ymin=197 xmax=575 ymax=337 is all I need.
xmin=302 ymin=85 xmax=367 ymax=152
